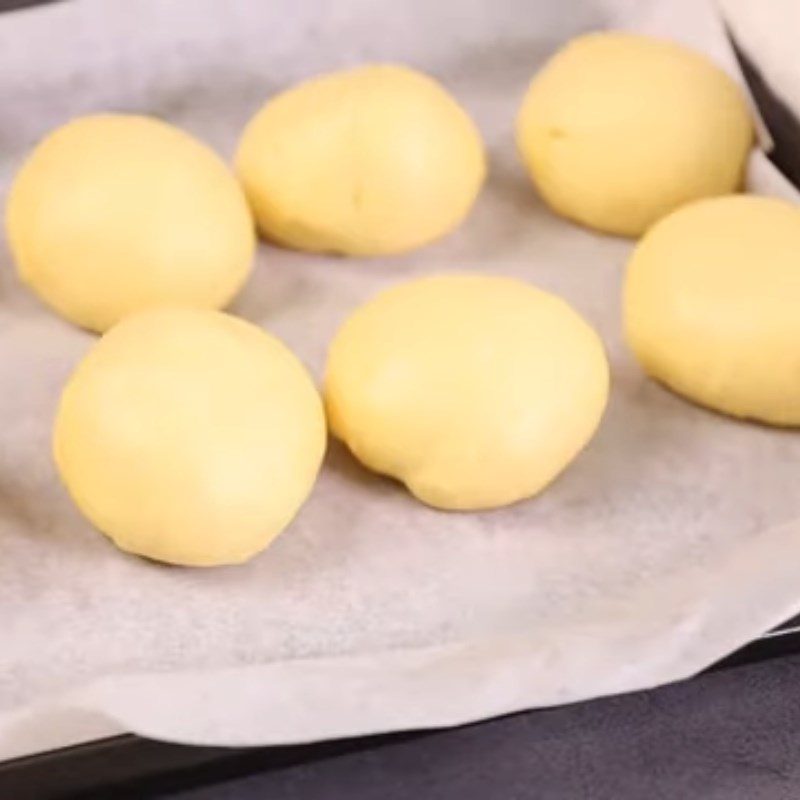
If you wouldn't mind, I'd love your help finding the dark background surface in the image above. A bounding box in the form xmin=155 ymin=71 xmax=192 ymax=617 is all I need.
xmin=0 ymin=0 xmax=60 ymax=11
xmin=160 ymin=655 xmax=800 ymax=800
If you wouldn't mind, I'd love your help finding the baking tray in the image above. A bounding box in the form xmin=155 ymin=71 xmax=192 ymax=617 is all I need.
xmin=2 ymin=1 xmax=800 ymax=797
xmin=1 ymin=614 xmax=799 ymax=800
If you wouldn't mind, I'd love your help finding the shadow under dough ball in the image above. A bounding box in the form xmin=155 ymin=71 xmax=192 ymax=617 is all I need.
xmin=324 ymin=274 xmax=609 ymax=511
xmin=516 ymin=32 xmax=754 ymax=237
xmin=236 ymin=64 xmax=486 ymax=256
xmin=624 ymin=194 xmax=800 ymax=425
xmin=6 ymin=114 xmax=255 ymax=333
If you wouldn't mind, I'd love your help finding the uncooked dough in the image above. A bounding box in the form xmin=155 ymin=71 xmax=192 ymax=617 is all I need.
xmin=325 ymin=274 xmax=609 ymax=510
xmin=516 ymin=33 xmax=753 ymax=237
xmin=7 ymin=115 xmax=255 ymax=332
xmin=236 ymin=64 xmax=486 ymax=256
xmin=54 ymin=307 xmax=326 ymax=566
xmin=624 ymin=195 xmax=800 ymax=426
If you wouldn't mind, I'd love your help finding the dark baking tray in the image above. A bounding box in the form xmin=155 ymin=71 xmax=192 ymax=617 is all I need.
xmin=3 ymin=1 xmax=800 ymax=797
xmin=1 ymin=615 xmax=799 ymax=800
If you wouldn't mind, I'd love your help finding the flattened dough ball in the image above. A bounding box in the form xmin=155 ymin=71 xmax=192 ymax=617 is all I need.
xmin=325 ymin=275 xmax=609 ymax=510
xmin=54 ymin=308 xmax=326 ymax=566
xmin=236 ymin=64 xmax=486 ymax=256
xmin=624 ymin=195 xmax=800 ymax=425
xmin=516 ymin=33 xmax=753 ymax=237
xmin=7 ymin=115 xmax=255 ymax=332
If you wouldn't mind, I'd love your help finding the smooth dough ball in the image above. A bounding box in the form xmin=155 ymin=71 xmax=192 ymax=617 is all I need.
xmin=325 ymin=275 xmax=609 ymax=510
xmin=624 ymin=195 xmax=800 ymax=425
xmin=7 ymin=115 xmax=255 ymax=332
xmin=236 ymin=64 xmax=486 ymax=256
xmin=54 ymin=307 xmax=326 ymax=566
xmin=516 ymin=33 xmax=753 ymax=237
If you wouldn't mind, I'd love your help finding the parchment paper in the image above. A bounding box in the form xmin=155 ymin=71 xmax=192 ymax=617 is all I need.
xmin=3 ymin=0 xmax=800 ymax=755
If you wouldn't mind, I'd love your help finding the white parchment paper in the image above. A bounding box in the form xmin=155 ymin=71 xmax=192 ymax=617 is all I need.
xmin=2 ymin=0 xmax=800 ymax=755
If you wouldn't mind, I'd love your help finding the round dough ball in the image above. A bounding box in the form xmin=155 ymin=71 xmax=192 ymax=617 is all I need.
xmin=7 ymin=115 xmax=255 ymax=332
xmin=624 ymin=195 xmax=800 ymax=425
xmin=236 ymin=64 xmax=486 ymax=256
xmin=325 ymin=275 xmax=609 ymax=510
xmin=54 ymin=307 xmax=326 ymax=566
xmin=516 ymin=33 xmax=753 ymax=237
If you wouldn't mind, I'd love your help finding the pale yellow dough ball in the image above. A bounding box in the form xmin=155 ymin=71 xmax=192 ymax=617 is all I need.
xmin=236 ymin=64 xmax=486 ymax=256
xmin=624 ymin=195 xmax=800 ymax=425
xmin=325 ymin=275 xmax=609 ymax=510
xmin=7 ymin=115 xmax=255 ymax=332
xmin=54 ymin=308 xmax=326 ymax=566
xmin=516 ymin=33 xmax=753 ymax=237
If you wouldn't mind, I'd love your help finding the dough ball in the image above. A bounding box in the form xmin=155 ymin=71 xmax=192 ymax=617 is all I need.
xmin=624 ymin=195 xmax=800 ymax=425
xmin=236 ymin=64 xmax=486 ymax=256
xmin=516 ymin=33 xmax=753 ymax=237
xmin=54 ymin=308 xmax=326 ymax=566
xmin=325 ymin=275 xmax=609 ymax=510
xmin=7 ymin=115 xmax=255 ymax=333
